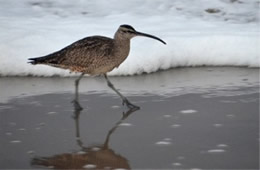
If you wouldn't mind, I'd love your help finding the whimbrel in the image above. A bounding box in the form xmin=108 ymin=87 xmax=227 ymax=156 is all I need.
xmin=28 ymin=24 xmax=166 ymax=110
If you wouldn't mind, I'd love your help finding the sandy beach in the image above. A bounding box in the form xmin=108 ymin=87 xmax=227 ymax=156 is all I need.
xmin=0 ymin=67 xmax=259 ymax=169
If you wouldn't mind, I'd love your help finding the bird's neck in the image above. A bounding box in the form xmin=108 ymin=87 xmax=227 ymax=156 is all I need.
xmin=113 ymin=37 xmax=131 ymax=65
xmin=114 ymin=33 xmax=130 ymax=43
xmin=114 ymin=33 xmax=131 ymax=51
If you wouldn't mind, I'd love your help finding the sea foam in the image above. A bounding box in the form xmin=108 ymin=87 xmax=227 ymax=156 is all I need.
xmin=0 ymin=0 xmax=259 ymax=77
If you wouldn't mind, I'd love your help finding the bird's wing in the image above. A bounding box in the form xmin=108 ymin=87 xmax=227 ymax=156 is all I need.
xmin=29 ymin=36 xmax=114 ymax=69
xmin=62 ymin=36 xmax=114 ymax=66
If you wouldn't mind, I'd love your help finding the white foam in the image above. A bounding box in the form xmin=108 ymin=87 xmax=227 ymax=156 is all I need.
xmin=171 ymin=124 xmax=181 ymax=128
xmin=111 ymin=105 xmax=120 ymax=109
xmin=155 ymin=141 xmax=172 ymax=145
xmin=217 ymin=144 xmax=228 ymax=148
xmin=77 ymin=151 xmax=87 ymax=155
xmin=10 ymin=140 xmax=22 ymax=144
xmin=83 ymin=164 xmax=97 ymax=169
xmin=180 ymin=109 xmax=198 ymax=114
xmin=213 ymin=123 xmax=223 ymax=127
xmin=207 ymin=149 xmax=226 ymax=153
xmin=172 ymin=162 xmax=182 ymax=166
xmin=119 ymin=123 xmax=133 ymax=127
xmin=47 ymin=111 xmax=58 ymax=115
xmin=0 ymin=0 xmax=259 ymax=77
xmin=91 ymin=147 xmax=101 ymax=151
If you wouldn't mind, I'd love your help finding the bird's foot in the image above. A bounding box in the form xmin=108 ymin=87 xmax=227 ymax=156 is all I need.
xmin=122 ymin=98 xmax=140 ymax=110
xmin=71 ymin=100 xmax=83 ymax=111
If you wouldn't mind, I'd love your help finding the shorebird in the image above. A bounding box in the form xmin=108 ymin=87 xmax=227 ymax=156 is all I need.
xmin=28 ymin=24 xmax=166 ymax=110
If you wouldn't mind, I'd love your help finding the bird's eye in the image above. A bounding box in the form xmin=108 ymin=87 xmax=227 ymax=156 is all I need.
xmin=121 ymin=30 xmax=135 ymax=34
xmin=127 ymin=30 xmax=135 ymax=34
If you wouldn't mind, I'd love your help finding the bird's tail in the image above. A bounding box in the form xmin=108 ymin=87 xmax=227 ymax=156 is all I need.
xmin=28 ymin=57 xmax=38 ymax=65
xmin=28 ymin=51 xmax=62 ymax=65
xmin=28 ymin=56 xmax=50 ymax=65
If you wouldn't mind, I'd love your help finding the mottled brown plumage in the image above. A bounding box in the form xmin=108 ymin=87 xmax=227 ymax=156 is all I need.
xmin=28 ymin=24 xmax=166 ymax=109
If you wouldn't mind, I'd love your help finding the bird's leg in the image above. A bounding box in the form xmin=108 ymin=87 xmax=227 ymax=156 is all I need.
xmin=75 ymin=73 xmax=85 ymax=100
xmin=72 ymin=73 xmax=85 ymax=110
xmin=103 ymin=74 xmax=140 ymax=109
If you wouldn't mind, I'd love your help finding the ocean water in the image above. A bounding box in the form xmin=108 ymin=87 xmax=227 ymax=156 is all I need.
xmin=0 ymin=0 xmax=259 ymax=76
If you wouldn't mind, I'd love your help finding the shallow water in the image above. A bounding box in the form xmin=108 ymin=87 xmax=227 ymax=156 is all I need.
xmin=0 ymin=67 xmax=259 ymax=169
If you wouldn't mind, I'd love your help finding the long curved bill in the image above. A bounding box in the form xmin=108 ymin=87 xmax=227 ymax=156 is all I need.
xmin=136 ymin=31 xmax=166 ymax=45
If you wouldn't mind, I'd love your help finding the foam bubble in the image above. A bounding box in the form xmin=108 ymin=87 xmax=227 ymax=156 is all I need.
xmin=119 ymin=123 xmax=133 ymax=127
xmin=207 ymin=149 xmax=226 ymax=153
xmin=180 ymin=109 xmax=198 ymax=114
xmin=83 ymin=164 xmax=97 ymax=169
xmin=171 ymin=124 xmax=181 ymax=128
xmin=172 ymin=162 xmax=182 ymax=166
xmin=155 ymin=141 xmax=172 ymax=145
xmin=213 ymin=123 xmax=223 ymax=127
xmin=217 ymin=144 xmax=228 ymax=148
xmin=10 ymin=140 xmax=22 ymax=144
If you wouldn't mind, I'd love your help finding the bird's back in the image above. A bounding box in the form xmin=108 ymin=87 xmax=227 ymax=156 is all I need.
xmin=29 ymin=36 xmax=117 ymax=74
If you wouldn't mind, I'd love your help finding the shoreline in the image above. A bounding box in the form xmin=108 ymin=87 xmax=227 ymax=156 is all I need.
xmin=0 ymin=67 xmax=259 ymax=103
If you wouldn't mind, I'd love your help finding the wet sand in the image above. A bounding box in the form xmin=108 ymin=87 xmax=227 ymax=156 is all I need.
xmin=0 ymin=67 xmax=259 ymax=169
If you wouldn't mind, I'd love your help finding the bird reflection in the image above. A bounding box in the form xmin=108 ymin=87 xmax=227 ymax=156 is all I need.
xmin=31 ymin=100 xmax=139 ymax=169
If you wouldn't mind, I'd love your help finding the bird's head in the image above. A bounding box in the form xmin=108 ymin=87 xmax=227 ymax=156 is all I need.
xmin=114 ymin=24 xmax=166 ymax=45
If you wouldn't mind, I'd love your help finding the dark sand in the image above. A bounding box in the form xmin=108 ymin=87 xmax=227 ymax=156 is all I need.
xmin=0 ymin=67 xmax=259 ymax=169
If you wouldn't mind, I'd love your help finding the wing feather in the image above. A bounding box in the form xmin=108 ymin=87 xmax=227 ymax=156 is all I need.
xmin=29 ymin=36 xmax=114 ymax=73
